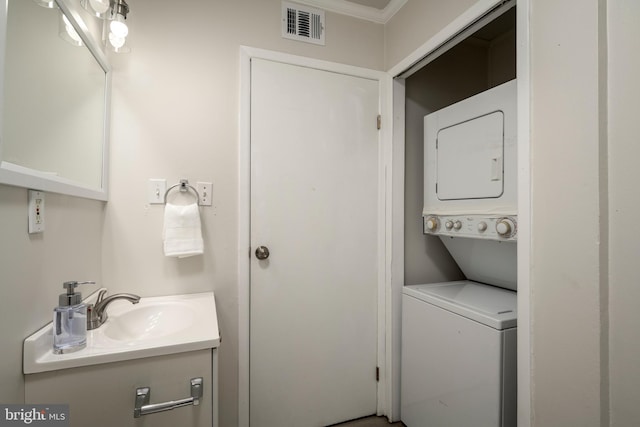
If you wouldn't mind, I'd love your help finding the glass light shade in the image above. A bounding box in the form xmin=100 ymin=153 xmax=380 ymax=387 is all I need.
xmin=59 ymin=13 xmax=83 ymax=47
xmin=110 ymin=14 xmax=128 ymax=38
xmin=80 ymin=0 xmax=110 ymax=18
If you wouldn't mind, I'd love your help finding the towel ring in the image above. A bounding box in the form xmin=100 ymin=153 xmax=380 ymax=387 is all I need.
xmin=164 ymin=179 xmax=201 ymax=204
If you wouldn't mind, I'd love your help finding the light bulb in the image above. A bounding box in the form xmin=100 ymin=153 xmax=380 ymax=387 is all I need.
xmin=110 ymin=14 xmax=128 ymax=38
xmin=108 ymin=32 xmax=126 ymax=49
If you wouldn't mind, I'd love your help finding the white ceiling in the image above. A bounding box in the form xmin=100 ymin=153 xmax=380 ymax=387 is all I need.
xmin=292 ymin=0 xmax=407 ymax=23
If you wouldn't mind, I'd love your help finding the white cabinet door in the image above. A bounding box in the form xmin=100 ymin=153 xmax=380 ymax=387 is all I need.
xmin=250 ymin=58 xmax=379 ymax=427
xmin=401 ymin=296 xmax=505 ymax=427
xmin=25 ymin=350 xmax=216 ymax=427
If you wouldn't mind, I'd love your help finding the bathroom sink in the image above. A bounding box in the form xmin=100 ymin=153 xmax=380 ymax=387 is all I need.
xmin=24 ymin=291 xmax=220 ymax=374
xmin=102 ymin=301 xmax=197 ymax=342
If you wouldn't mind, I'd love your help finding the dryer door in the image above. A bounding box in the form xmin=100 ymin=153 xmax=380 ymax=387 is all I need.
xmin=436 ymin=111 xmax=504 ymax=200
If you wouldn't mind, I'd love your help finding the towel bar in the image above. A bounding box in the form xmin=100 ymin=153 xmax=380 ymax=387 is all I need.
xmin=133 ymin=377 xmax=203 ymax=418
xmin=164 ymin=179 xmax=201 ymax=204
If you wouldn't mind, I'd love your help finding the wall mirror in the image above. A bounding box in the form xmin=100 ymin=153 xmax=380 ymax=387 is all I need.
xmin=0 ymin=0 xmax=110 ymax=200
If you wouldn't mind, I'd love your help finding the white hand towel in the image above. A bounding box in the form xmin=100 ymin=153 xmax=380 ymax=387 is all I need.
xmin=163 ymin=202 xmax=203 ymax=258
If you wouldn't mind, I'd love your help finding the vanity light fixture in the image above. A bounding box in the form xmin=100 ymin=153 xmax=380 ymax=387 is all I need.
xmin=81 ymin=0 xmax=131 ymax=53
xmin=108 ymin=0 xmax=131 ymax=53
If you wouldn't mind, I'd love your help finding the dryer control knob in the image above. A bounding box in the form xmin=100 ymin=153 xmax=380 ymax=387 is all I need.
xmin=496 ymin=218 xmax=515 ymax=237
xmin=453 ymin=220 xmax=462 ymax=230
xmin=425 ymin=216 xmax=439 ymax=231
xmin=445 ymin=221 xmax=454 ymax=230
xmin=477 ymin=221 xmax=488 ymax=232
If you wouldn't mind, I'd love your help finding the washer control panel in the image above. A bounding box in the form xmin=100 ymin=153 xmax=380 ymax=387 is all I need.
xmin=423 ymin=214 xmax=517 ymax=241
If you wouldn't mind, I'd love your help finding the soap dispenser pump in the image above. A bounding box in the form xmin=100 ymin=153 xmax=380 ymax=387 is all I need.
xmin=53 ymin=281 xmax=93 ymax=354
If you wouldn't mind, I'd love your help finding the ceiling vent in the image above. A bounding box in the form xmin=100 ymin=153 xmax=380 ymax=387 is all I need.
xmin=282 ymin=1 xmax=325 ymax=46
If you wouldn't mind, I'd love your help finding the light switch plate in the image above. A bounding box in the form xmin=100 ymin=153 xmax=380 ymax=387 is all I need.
xmin=28 ymin=190 xmax=45 ymax=233
xmin=196 ymin=182 xmax=213 ymax=206
xmin=148 ymin=179 xmax=167 ymax=204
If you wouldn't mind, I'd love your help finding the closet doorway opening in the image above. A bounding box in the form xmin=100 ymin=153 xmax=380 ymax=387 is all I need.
xmin=386 ymin=1 xmax=531 ymax=424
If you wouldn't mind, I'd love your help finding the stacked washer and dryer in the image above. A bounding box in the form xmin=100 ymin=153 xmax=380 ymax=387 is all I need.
xmin=401 ymin=80 xmax=518 ymax=427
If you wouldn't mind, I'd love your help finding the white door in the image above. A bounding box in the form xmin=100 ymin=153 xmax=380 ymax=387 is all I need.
xmin=250 ymin=58 xmax=379 ymax=427
xmin=436 ymin=111 xmax=505 ymax=200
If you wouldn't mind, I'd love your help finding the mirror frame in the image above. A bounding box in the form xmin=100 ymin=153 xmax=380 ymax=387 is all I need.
xmin=0 ymin=0 xmax=111 ymax=200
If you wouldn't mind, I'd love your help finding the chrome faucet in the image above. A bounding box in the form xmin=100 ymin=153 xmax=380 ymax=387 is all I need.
xmin=87 ymin=289 xmax=141 ymax=330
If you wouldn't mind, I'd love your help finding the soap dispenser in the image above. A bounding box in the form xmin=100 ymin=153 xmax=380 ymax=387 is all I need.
xmin=53 ymin=281 xmax=92 ymax=354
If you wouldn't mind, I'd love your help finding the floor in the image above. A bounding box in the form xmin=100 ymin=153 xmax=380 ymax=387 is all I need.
xmin=330 ymin=415 xmax=405 ymax=426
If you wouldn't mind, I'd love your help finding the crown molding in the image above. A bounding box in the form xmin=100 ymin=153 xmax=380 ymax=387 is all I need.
xmin=290 ymin=0 xmax=408 ymax=24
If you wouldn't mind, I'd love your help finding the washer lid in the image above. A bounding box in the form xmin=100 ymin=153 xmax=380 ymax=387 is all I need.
xmin=403 ymin=280 xmax=517 ymax=330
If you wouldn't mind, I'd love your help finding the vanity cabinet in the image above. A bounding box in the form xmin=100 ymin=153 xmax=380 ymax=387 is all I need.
xmin=25 ymin=349 xmax=218 ymax=427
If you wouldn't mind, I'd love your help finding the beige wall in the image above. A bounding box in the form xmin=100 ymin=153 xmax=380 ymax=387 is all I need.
xmin=608 ymin=0 xmax=640 ymax=425
xmin=528 ymin=0 xmax=640 ymax=424
xmin=384 ymin=0 xmax=478 ymax=69
xmin=529 ymin=0 xmax=608 ymax=425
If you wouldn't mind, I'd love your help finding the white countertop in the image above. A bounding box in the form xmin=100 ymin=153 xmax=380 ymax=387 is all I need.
xmin=24 ymin=291 xmax=220 ymax=374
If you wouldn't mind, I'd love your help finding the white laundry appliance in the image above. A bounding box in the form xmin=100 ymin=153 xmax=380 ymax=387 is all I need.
xmin=401 ymin=281 xmax=517 ymax=427
xmin=401 ymin=80 xmax=518 ymax=427
xmin=422 ymin=79 xmax=518 ymax=291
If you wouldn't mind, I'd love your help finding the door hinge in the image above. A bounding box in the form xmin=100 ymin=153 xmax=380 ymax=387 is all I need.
xmin=377 ymin=115 xmax=381 ymax=130
xmin=376 ymin=366 xmax=380 ymax=382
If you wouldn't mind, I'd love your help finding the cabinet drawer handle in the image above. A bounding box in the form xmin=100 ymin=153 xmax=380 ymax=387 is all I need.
xmin=134 ymin=377 xmax=203 ymax=418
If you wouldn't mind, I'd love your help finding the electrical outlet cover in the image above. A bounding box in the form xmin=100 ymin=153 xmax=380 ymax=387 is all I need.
xmin=196 ymin=182 xmax=213 ymax=206
xmin=28 ymin=190 xmax=45 ymax=233
xmin=148 ymin=179 xmax=167 ymax=204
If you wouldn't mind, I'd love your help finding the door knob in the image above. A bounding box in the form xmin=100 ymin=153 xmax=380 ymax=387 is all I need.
xmin=255 ymin=246 xmax=270 ymax=260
